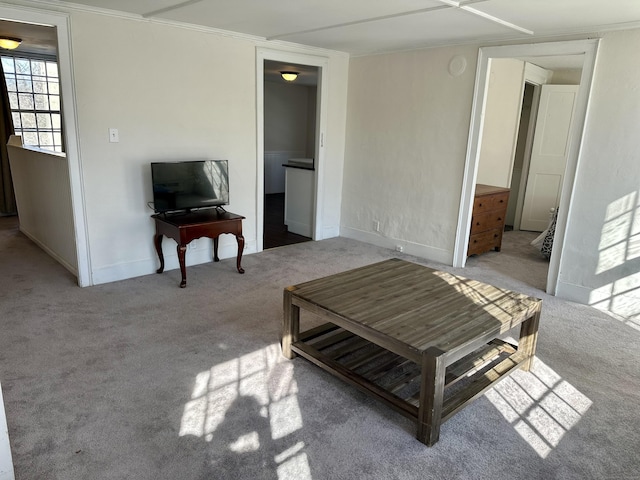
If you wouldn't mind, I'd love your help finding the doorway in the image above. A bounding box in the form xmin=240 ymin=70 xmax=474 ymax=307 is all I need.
xmin=262 ymin=60 xmax=318 ymax=249
xmin=454 ymin=39 xmax=599 ymax=295
xmin=255 ymin=48 xmax=329 ymax=253
xmin=0 ymin=4 xmax=89 ymax=286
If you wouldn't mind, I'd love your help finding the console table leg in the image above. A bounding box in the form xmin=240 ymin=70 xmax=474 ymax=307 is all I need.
xmin=213 ymin=237 xmax=220 ymax=262
xmin=177 ymin=244 xmax=187 ymax=288
xmin=154 ymin=234 xmax=165 ymax=273
xmin=417 ymin=347 xmax=446 ymax=446
xmin=282 ymin=287 xmax=299 ymax=359
xmin=236 ymin=234 xmax=245 ymax=274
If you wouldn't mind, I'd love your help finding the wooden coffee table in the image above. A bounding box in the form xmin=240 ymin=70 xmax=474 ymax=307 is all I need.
xmin=282 ymin=259 xmax=542 ymax=446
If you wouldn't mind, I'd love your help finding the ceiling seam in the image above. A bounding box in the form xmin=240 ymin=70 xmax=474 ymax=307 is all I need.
xmin=460 ymin=6 xmax=534 ymax=35
xmin=266 ymin=0 xmax=531 ymax=42
xmin=266 ymin=5 xmax=452 ymax=41
xmin=142 ymin=0 xmax=205 ymax=18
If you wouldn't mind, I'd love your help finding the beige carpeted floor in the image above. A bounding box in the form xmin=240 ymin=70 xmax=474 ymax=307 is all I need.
xmin=0 ymin=215 xmax=639 ymax=480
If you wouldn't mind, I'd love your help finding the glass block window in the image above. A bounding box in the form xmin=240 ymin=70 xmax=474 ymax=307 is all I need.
xmin=2 ymin=55 xmax=63 ymax=153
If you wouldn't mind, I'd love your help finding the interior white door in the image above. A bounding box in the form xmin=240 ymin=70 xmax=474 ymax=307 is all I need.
xmin=520 ymin=84 xmax=579 ymax=231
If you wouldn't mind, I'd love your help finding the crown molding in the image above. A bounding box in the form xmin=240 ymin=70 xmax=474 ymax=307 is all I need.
xmin=0 ymin=0 xmax=349 ymax=57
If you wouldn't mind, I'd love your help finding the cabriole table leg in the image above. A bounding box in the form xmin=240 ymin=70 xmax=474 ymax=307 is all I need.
xmin=177 ymin=244 xmax=187 ymax=288
xmin=154 ymin=233 xmax=165 ymax=274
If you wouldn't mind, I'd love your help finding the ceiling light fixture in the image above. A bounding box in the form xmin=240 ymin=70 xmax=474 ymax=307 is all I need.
xmin=280 ymin=71 xmax=298 ymax=82
xmin=0 ymin=37 xmax=22 ymax=50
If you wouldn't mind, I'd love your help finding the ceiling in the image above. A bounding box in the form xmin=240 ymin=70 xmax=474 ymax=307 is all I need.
xmin=0 ymin=0 xmax=638 ymax=68
xmin=264 ymin=61 xmax=319 ymax=86
xmin=0 ymin=19 xmax=57 ymax=56
xmin=19 ymin=0 xmax=640 ymax=56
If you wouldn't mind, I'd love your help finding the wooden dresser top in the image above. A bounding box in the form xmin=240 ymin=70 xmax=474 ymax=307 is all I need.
xmin=475 ymin=184 xmax=510 ymax=196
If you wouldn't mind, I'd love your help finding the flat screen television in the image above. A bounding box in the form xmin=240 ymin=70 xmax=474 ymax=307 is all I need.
xmin=151 ymin=160 xmax=229 ymax=213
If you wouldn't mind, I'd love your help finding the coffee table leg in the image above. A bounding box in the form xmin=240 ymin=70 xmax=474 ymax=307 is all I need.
xmin=417 ymin=347 xmax=446 ymax=446
xmin=518 ymin=306 xmax=541 ymax=371
xmin=282 ymin=287 xmax=299 ymax=359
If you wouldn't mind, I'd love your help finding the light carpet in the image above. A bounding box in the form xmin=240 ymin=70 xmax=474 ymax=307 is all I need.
xmin=0 ymin=217 xmax=639 ymax=479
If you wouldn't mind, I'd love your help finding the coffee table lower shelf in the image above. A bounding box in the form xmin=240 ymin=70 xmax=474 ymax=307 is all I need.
xmin=291 ymin=322 xmax=529 ymax=441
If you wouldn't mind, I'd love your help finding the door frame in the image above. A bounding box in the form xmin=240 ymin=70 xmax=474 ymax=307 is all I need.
xmin=512 ymin=82 xmax=542 ymax=231
xmin=255 ymin=48 xmax=329 ymax=252
xmin=511 ymin=61 xmax=552 ymax=230
xmin=0 ymin=4 xmax=91 ymax=286
xmin=453 ymin=39 xmax=600 ymax=295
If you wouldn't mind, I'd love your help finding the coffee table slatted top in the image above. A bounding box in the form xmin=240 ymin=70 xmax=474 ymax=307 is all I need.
xmin=289 ymin=258 xmax=541 ymax=358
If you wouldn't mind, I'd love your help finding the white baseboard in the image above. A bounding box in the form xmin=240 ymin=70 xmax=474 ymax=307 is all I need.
xmin=340 ymin=226 xmax=453 ymax=266
xmin=19 ymin=227 xmax=78 ymax=277
xmin=322 ymin=225 xmax=340 ymax=239
xmin=557 ymin=279 xmax=640 ymax=319
xmin=0 ymin=383 xmax=15 ymax=480
xmin=286 ymin=220 xmax=312 ymax=237
xmin=91 ymin=239 xmax=256 ymax=286
xmin=555 ymin=281 xmax=593 ymax=305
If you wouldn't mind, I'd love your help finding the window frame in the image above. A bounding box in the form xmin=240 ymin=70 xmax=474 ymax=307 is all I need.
xmin=1 ymin=52 xmax=64 ymax=153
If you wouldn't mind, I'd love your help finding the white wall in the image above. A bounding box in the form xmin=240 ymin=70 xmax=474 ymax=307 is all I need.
xmin=0 ymin=383 xmax=13 ymax=480
xmin=556 ymin=29 xmax=640 ymax=319
xmin=342 ymin=30 xmax=640 ymax=317
xmin=551 ymin=68 xmax=583 ymax=85
xmin=7 ymin=139 xmax=77 ymax=275
xmin=476 ymin=58 xmax=525 ymax=188
xmin=59 ymin=9 xmax=348 ymax=284
xmin=264 ymin=82 xmax=312 ymax=153
xmin=341 ymin=45 xmax=478 ymax=263
xmin=264 ymin=82 xmax=314 ymax=194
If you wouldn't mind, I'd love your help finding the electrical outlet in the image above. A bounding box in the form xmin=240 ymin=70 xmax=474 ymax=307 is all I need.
xmin=395 ymin=245 xmax=404 ymax=253
xmin=109 ymin=128 xmax=119 ymax=143
xmin=189 ymin=240 xmax=197 ymax=250
xmin=373 ymin=220 xmax=380 ymax=232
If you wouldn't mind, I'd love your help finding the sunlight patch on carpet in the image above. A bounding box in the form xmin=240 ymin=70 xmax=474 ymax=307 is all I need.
xmin=485 ymin=356 xmax=592 ymax=458
xmin=179 ymin=343 xmax=311 ymax=479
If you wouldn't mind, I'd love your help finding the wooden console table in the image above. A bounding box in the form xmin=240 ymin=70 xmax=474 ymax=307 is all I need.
xmin=152 ymin=209 xmax=245 ymax=288
xmin=282 ymin=259 xmax=541 ymax=446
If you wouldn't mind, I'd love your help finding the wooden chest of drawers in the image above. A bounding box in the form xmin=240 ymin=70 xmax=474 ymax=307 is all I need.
xmin=468 ymin=184 xmax=510 ymax=256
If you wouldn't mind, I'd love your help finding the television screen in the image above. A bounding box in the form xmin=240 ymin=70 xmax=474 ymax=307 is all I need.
xmin=151 ymin=160 xmax=229 ymax=213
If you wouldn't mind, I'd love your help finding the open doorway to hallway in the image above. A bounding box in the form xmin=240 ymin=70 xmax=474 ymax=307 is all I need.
xmin=262 ymin=60 xmax=318 ymax=250
xmin=500 ymin=58 xmax=583 ymax=290
xmin=456 ymin=40 xmax=597 ymax=296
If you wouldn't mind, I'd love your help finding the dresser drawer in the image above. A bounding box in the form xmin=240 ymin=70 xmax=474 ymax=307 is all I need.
xmin=468 ymin=184 xmax=510 ymax=256
xmin=470 ymin=210 xmax=507 ymax=234
xmin=468 ymin=229 xmax=503 ymax=256
xmin=472 ymin=191 xmax=510 ymax=214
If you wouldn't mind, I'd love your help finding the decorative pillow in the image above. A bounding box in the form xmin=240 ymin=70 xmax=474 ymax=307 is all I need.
xmin=540 ymin=208 xmax=558 ymax=259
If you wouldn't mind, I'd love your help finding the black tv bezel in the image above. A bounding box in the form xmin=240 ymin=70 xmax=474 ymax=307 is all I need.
xmin=150 ymin=159 xmax=229 ymax=214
